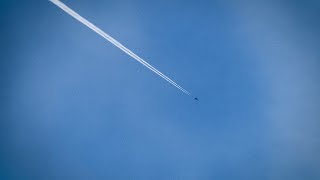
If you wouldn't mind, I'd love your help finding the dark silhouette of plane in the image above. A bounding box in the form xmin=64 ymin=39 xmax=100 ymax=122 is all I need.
xmin=194 ymin=97 xmax=199 ymax=101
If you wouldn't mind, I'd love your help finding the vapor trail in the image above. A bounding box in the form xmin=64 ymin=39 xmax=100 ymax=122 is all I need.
xmin=50 ymin=0 xmax=191 ymax=96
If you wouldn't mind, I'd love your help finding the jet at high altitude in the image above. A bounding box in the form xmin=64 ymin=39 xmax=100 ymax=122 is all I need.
xmin=50 ymin=0 xmax=197 ymax=100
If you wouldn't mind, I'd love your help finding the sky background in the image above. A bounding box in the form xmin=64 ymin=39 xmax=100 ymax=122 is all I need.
xmin=1 ymin=0 xmax=320 ymax=179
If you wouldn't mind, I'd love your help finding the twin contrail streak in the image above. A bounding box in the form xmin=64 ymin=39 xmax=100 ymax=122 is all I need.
xmin=50 ymin=0 xmax=191 ymax=96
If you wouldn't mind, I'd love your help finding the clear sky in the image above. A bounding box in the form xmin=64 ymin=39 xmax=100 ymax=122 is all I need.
xmin=1 ymin=0 xmax=320 ymax=179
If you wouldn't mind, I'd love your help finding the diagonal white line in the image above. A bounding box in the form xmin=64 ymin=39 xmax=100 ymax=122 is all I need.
xmin=50 ymin=0 xmax=191 ymax=96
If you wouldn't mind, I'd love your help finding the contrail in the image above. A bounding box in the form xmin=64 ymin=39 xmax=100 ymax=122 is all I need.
xmin=50 ymin=0 xmax=191 ymax=96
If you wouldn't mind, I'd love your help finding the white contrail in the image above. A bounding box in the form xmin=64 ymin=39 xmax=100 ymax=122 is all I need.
xmin=49 ymin=0 xmax=191 ymax=96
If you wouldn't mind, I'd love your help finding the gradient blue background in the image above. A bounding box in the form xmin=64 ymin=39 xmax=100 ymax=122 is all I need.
xmin=1 ymin=0 xmax=320 ymax=179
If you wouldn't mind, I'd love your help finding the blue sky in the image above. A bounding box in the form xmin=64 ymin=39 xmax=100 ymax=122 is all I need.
xmin=1 ymin=0 xmax=320 ymax=179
